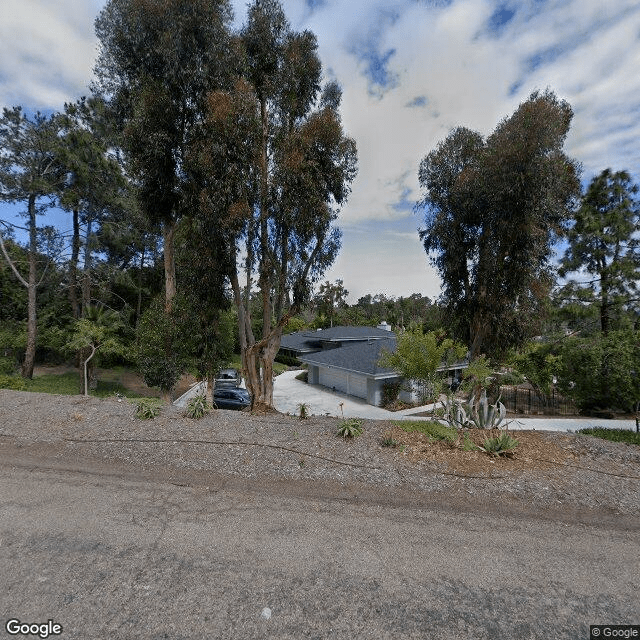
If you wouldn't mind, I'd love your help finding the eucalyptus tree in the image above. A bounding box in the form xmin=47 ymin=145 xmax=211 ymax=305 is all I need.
xmin=558 ymin=169 xmax=640 ymax=334
xmin=418 ymin=90 xmax=581 ymax=358
xmin=0 ymin=107 xmax=65 ymax=377
xmin=93 ymin=0 xmax=236 ymax=312
xmin=228 ymin=0 xmax=357 ymax=410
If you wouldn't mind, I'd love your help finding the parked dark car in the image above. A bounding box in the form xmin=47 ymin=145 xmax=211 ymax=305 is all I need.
xmin=213 ymin=386 xmax=251 ymax=410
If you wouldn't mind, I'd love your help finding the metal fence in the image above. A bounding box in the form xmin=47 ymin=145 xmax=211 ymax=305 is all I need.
xmin=498 ymin=385 xmax=578 ymax=416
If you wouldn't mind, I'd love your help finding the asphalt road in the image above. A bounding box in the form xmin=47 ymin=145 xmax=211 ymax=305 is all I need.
xmin=1 ymin=456 xmax=638 ymax=640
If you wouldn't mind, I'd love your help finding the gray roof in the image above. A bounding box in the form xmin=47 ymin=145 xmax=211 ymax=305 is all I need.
xmin=280 ymin=325 xmax=395 ymax=354
xmin=299 ymin=337 xmax=398 ymax=377
xmin=301 ymin=325 xmax=394 ymax=341
xmin=279 ymin=330 xmax=319 ymax=352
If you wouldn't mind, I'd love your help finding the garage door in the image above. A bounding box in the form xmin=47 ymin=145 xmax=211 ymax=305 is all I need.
xmin=348 ymin=374 xmax=368 ymax=400
xmin=319 ymin=368 xmax=348 ymax=394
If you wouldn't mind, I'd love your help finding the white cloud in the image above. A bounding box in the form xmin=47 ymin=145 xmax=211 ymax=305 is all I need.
xmin=0 ymin=0 xmax=100 ymax=109
xmin=2 ymin=0 xmax=640 ymax=301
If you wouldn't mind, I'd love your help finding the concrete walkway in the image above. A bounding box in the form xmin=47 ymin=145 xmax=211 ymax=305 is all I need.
xmin=273 ymin=370 xmax=638 ymax=433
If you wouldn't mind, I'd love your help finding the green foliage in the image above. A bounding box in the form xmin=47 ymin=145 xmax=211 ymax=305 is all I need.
xmin=417 ymin=90 xmax=581 ymax=357
xmin=380 ymin=433 xmax=399 ymax=447
xmin=440 ymin=389 xmax=509 ymax=430
xmin=558 ymin=169 xmax=640 ymax=335
xmin=397 ymin=420 xmax=457 ymax=444
xmin=462 ymin=433 xmax=479 ymax=451
xmin=0 ymin=356 xmax=17 ymax=375
xmin=135 ymin=297 xmax=186 ymax=395
xmin=578 ymin=427 xmax=640 ymax=446
xmin=497 ymin=370 xmax=526 ymax=387
xmin=336 ymin=418 xmax=363 ymax=438
xmin=381 ymin=381 xmax=401 ymax=407
xmin=134 ymin=399 xmax=161 ymax=420
xmin=185 ymin=394 xmax=211 ymax=419
xmin=313 ymin=280 xmax=349 ymax=327
xmin=65 ymin=305 xmax=126 ymax=396
xmin=511 ymin=343 xmax=561 ymax=397
xmin=294 ymin=370 xmax=308 ymax=383
xmin=283 ymin=316 xmax=307 ymax=334
xmin=556 ymin=330 xmax=640 ymax=412
xmin=297 ymin=402 xmax=310 ymax=419
xmin=234 ymin=1 xmax=358 ymax=409
xmin=460 ymin=355 xmax=493 ymax=394
xmin=480 ymin=432 xmax=519 ymax=457
xmin=0 ymin=374 xmax=27 ymax=391
xmin=379 ymin=328 xmax=466 ymax=403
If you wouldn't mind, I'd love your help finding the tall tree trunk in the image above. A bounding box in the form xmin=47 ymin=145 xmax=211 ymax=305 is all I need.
xmin=82 ymin=217 xmax=93 ymax=310
xmin=68 ymin=207 xmax=81 ymax=319
xmin=600 ymin=268 xmax=610 ymax=335
xmin=163 ymin=219 xmax=177 ymax=312
xmin=136 ymin=245 xmax=145 ymax=328
xmin=259 ymin=97 xmax=271 ymax=339
xmin=22 ymin=195 xmax=38 ymax=379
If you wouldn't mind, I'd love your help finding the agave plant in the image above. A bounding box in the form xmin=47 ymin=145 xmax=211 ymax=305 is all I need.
xmin=440 ymin=389 xmax=509 ymax=430
xmin=479 ymin=432 xmax=519 ymax=456
xmin=337 ymin=418 xmax=363 ymax=439
xmin=468 ymin=389 xmax=508 ymax=430
xmin=440 ymin=394 xmax=469 ymax=430
xmin=185 ymin=393 xmax=211 ymax=419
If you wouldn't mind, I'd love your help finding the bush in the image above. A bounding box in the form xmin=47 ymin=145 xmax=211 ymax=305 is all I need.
xmin=295 ymin=370 xmax=308 ymax=383
xmin=0 ymin=356 xmax=17 ymax=375
xmin=380 ymin=432 xmax=399 ymax=447
xmin=297 ymin=402 xmax=310 ymax=419
xmin=136 ymin=297 xmax=185 ymax=395
xmin=498 ymin=371 xmax=526 ymax=387
xmin=381 ymin=381 xmax=401 ymax=407
xmin=481 ymin=432 xmax=519 ymax=457
xmin=185 ymin=394 xmax=210 ymax=419
xmin=557 ymin=330 xmax=640 ymax=413
xmin=337 ymin=418 xmax=363 ymax=438
xmin=134 ymin=399 xmax=161 ymax=420
xmin=0 ymin=374 xmax=27 ymax=391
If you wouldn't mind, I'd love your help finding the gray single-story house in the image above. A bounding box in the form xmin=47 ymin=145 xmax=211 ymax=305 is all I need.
xmin=281 ymin=324 xmax=469 ymax=407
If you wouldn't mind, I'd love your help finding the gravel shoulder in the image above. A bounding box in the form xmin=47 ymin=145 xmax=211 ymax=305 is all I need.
xmin=1 ymin=389 xmax=640 ymax=521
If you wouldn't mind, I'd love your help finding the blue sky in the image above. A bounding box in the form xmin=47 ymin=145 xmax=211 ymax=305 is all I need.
xmin=2 ymin=0 xmax=639 ymax=302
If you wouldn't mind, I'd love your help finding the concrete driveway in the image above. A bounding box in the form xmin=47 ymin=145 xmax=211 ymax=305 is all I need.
xmin=273 ymin=370 xmax=638 ymax=433
xmin=272 ymin=370 xmax=425 ymax=420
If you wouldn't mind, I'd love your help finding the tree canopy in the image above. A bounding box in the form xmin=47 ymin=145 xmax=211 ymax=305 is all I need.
xmin=558 ymin=168 xmax=640 ymax=334
xmin=417 ymin=90 xmax=581 ymax=358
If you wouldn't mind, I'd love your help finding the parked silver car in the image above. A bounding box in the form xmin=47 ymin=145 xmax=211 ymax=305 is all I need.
xmin=215 ymin=368 xmax=241 ymax=387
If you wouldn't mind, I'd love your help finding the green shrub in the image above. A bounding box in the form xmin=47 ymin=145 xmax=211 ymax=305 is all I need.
xmin=556 ymin=330 xmax=640 ymax=413
xmin=462 ymin=433 xmax=479 ymax=451
xmin=498 ymin=371 xmax=526 ymax=386
xmin=0 ymin=374 xmax=27 ymax=391
xmin=381 ymin=381 xmax=401 ymax=407
xmin=578 ymin=427 xmax=640 ymax=446
xmin=381 ymin=433 xmax=399 ymax=447
xmin=337 ymin=418 xmax=363 ymax=438
xmin=185 ymin=394 xmax=211 ymax=419
xmin=481 ymin=432 xmax=519 ymax=456
xmin=0 ymin=357 xmax=17 ymax=375
xmin=295 ymin=370 xmax=308 ymax=383
xmin=297 ymin=402 xmax=310 ymax=419
xmin=134 ymin=399 xmax=161 ymax=420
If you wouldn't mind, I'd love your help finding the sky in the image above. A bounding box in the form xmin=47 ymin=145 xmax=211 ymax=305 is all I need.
xmin=1 ymin=0 xmax=639 ymax=303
